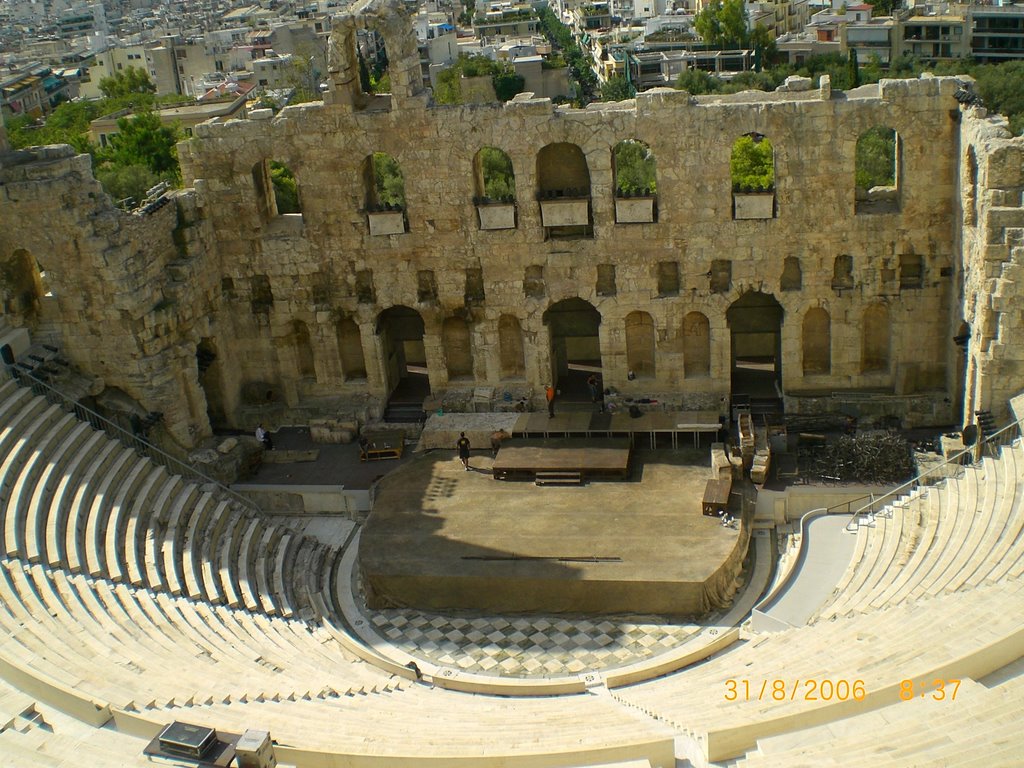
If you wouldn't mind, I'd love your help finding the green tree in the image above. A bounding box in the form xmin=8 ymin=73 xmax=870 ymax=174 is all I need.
xmin=434 ymin=66 xmax=463 ymax=104
xmin=730 ymin=135 xmax=774 ymax=192
xmin=600 ymin=75 xmax=634 ymax=101
xmin=868 ymin=0 xmax=898 ymax=16
xmin=93 ymin=163 xmax=163 ymax=207
xmin=372 ymin=152 xmax=405 ymax=208
xmin=695 ymin=0 xmax=749 ymax=49
xmin=98 ymin=67 xmax=157 ymax=100
xmin=269 ymin=161 xmax=300 ymax=213
xmin=675 ymin=68 xmax=721 ymax=94
xmin=749 ymin=24 xmax=777 ymax=70
xmin=432 ymin=55 xmax=524 ymax=104
xmin=855 ymin=126 xmax=896 ymax=189
xmin=492 ymin=65 xmax=525 ymax=101
xmin=479 ymin=147 xmax=515 ymax=200
xmin=613 ymin=140 xmax=657 ymax=195
xmin=104 ymin=110 xmax=180 ymax=176
xmin=848 ymin=49 xmax=861 ymax=88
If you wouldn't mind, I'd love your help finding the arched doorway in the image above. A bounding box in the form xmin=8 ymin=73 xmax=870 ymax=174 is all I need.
xmin=376 ymin=306 xmax=429 ymax=406
xmin=727 ymin=291 xmax=784 ymax=399
xmin=543 ymin=298 xmax=601 ymax=398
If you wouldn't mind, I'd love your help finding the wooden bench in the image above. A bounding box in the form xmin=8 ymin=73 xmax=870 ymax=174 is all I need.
xmin=359 ymin=430 xmax=405 ymax=461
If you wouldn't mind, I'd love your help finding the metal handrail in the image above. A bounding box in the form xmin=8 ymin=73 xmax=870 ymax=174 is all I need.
xmin=842 ymin=418 xmax=1023 ymax=527
xmin=5 ymin=367 xmax=262 ymax=516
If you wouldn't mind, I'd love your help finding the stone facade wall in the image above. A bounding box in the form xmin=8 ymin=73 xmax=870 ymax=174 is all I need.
xmin=959 ymin=111 xmax=1024 ymax=426
xmin=175 ymin=72 xmax=960 ymax=432
xmin=3 ymin=3 xmax=1023 ymax=446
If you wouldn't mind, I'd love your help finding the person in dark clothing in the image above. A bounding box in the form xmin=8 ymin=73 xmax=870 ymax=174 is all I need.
xmin=546 ymin=384 xmax=556 ymax=418
xmin=587 ymin=373 xmax=599 ymax=403
xmin=457 ymin=432 xmax=471 ymax=470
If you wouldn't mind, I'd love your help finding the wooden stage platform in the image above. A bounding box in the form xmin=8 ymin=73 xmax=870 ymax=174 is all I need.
xmin=492 ymin=438 xmax=631 ymax=481
xmin=359 ymin=450 xmax=750 ymax=616
xmin=512 ymin=410 xmax=722 ymax=449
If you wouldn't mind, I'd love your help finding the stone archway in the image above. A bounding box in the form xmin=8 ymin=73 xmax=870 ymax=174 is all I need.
xmin=543 ymin=298 xmax=601 ymax=397
xmin=376 ymin=305 xmax=429 ymax=401
xmin=727 ymin=291 xmax=784 ymax=398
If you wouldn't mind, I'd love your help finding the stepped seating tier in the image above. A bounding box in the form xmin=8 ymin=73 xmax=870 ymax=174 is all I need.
xmin=0 ymin=381 xmax=332 ymax=622
xmin=817 ymin=439 xmax=1024 ymax=621
xmin=733 ymin=675 xmax=1024 ymax=767
xmin=616 ymin=579 xmax=1024 ymax=763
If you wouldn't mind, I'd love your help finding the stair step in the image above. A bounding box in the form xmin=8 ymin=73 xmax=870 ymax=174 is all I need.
xmin=535 ymin=471 xmax=583 ymax=486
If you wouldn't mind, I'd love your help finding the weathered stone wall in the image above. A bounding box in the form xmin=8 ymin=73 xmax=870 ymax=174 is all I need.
xmin=6 ymin=3 xmax=1022 ymax=444
xmin=958 ymin=110 xmax=1024 ymax=426
xmin=176 ymin=73 xmax=960 ymax=429
xmin=0 ymin=145 xmax=219 ymax=447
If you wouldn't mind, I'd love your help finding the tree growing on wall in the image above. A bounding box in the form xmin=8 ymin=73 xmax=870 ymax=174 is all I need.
xmin=372 ymin=152 xmax=406 ymax=208
xmin=614 ymin=140 xmax=657 ymax=196
xmin=434 ymin=54 xmax=524 ymax=104
xmin=479 ymin=148 xmax=516 ymax=200
xmin=270 ymin=161 xmax=300 ymax=213
xmin=730 ymin=135 xmax=774 ymax=192
xmin=855 ymin=126 xmax=896 ymax=189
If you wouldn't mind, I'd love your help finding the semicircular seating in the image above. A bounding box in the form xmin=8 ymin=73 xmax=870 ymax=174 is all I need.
xmin=0 ymin=376 xmax=1022 ymax=768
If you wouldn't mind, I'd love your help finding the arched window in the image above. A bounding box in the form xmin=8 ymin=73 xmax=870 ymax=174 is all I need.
xmin=537 ymin=143 xmax=592 ymax=236
xmin=498 ymin=315 xmax=525 ymax=379
xmin=443 ymin=316 xmax=473 ymax=380
xmin=613 ymin=140 xmax=657 ymax=223
xmin=474 ymin=147 xmax=517 ymax=230
xmin=337 ymin=318 xmax=366 ymax=380
xmin=474 ymin=147 xmax=516 ymax=202
xmin=536 ymin=143 xmax=591 ymax=198
xmin=683 ymin=311 xmax=711 ymax=378
xmin=625 ymin=312 xmax=656 ymax=378
xmin=0 ymin=249 xmax=44 ymax=321
xmin=855 ymin=126 xmax=899 ymax=214
xmin=802 ymin=308 xmax=831 ymax=375
xmin=363 ymin=152 xmax=406 ymax=235
xmin=731 ymin=133 xmax=775 ymax=220
xmin=862 ymin=303 xmax=891 ymax=373
xmin=293 ymin=320 xmax=316 ymax=378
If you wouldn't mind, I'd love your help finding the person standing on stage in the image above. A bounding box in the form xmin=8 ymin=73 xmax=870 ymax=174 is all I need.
xmin=587 ymin=373 xmax=599 ymax=403
xmin=457 ymin=432 xmax=471 ymax=470
xmin=546 ymin=384 xmax=556 ymax=418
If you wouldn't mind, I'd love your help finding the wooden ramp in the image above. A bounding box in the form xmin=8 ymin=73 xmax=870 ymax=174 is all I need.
xmin=492 ymin=438 xmax=631 ymax=481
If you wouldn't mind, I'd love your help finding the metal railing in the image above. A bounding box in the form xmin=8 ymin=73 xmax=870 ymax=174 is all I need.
xmin=751 ymin=413 xmax=1022 ymax=629
xmin=5 ymin=367 xmax=262 ymax=516
xmin=830 ymin=417 xmax=1023 ymax=530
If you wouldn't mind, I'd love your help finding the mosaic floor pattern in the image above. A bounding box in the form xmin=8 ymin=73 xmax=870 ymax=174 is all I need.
xmin=355 ymin=575 xmax=707 ymax=677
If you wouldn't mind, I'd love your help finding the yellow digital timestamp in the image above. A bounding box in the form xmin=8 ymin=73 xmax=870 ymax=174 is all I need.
xmin=724 ymin=679 xmax=866 ymax=702
xmin=723 ymin=678 xmax=962 ymax=702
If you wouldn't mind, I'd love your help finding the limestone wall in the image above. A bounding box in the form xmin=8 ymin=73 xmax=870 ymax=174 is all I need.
xmin=178 ymin=75 xmax=960 ymax=427
xmin=0 ymin=145 xmax=219 ymax=447
xmin=959 ymin=111 xmax=1024 ymax=426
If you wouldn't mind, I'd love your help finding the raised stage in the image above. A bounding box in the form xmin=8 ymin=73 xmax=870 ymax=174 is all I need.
xmin=492 ymin=438 xmax=631 ymax=480
xmin=359 ymin=446 xmax=751 ymax=616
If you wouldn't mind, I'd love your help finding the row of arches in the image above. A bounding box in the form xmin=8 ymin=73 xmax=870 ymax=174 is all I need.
xmin=271 ymin=300 xmax=892 ymax=395
xmin=251 ymin=128 xmax=899 ymax=222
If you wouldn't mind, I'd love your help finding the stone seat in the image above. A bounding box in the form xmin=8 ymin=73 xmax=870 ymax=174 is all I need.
xmin=733 ymin=675 xmax=1024 ymax=767
xmin=819 ymin=440 xmax=1024 ymax=620
xmin=616 ymin=579 xmax=1024 ymax=764
xmin=4 ymin=415 xmax=85 ymax=559
xmin=60 ymin=439 xmax=122 ymax=571
xmin=106 ymin=465 xmax=166 ymax=583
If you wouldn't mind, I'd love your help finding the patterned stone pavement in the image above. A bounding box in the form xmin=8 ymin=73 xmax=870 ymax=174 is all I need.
xmin=354 ymin=576 xmax=708 ymax=677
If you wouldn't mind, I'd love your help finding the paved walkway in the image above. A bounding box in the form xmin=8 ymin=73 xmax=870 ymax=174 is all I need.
xmin=758 ymin=514 xmax=857 ymax=628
